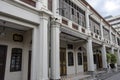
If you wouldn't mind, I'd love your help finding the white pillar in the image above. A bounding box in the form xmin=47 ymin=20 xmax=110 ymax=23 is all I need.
xmin=85 ymin=6 xmax=94 ymax=72
xmin=115 ymin=33 xmax=118 ymax=45
xmin=111 ymin=47 xmax=114 ymax=54
xmin=109 ymin=27 xmax=112 ymax=43
xmin=51 ymin=23 xmax=60 ymax=80
xmin=85 ymin=6 xmax=90 ymax=30
xmin=31 ymin=15 xmax=49 ymax=80
xmin=22 ymin=30 xmax=32 ymax=80
xmin=117 ymin=49 xmax=120 ymax=65
xmin=86 ymin=37 xmax=94 ymax=71
xmin=31 ymin=27 xmax=39 ymax=80
xmin=101 ymin=45 xmax=107 ymax=69
xmin=100 ymin=19 xmax=103 ymax=39
xmin=52 ymin=0 xmax=58 ymax=16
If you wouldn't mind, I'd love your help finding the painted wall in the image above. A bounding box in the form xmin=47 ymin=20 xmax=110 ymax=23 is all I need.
xmin=0 ymin=26 xmax=32 ymax=80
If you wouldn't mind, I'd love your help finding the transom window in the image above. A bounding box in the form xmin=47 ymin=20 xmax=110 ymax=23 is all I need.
xmin=67 ymin=44 xmax=73 ymax=49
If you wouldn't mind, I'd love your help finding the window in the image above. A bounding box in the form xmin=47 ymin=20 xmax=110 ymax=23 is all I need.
xmin=103 ymin=27 xmax=109 ymax=40
xmin=94 ymin=54 xmax=97 ymax=64
xmin=78 ymin=52 xmax=82 ymax=65
xmin=67 ymin=44 xmax=73 ymax=49
xmin=72 ymin=8 xmax=74 ymax=15
xmin=68 ymin=52 xmax=74 ymax=66
xmin=10 ymin=48 xmax=22 ymax=72
xmin=59 ymin=0 xmax=85 ymax=27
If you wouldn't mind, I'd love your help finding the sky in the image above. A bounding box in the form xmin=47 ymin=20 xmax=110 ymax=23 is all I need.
xmin=86 ymin=0 xmax=120 ymax=17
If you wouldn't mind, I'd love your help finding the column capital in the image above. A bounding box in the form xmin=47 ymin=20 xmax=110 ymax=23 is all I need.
xmin=51 ymin=19 xmax=60 ymax=28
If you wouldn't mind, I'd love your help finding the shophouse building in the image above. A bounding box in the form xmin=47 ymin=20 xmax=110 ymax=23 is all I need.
xmin=0 ymin=0 xmax=120 ymax=80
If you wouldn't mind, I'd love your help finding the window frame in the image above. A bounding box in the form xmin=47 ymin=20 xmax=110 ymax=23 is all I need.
xmin=10 ymin=48 xmax=22 ymax=72
xmin=68 ymin=51 xmax=74 ymax=66
xmin=77 ymin=52 xmax=83 ymax=65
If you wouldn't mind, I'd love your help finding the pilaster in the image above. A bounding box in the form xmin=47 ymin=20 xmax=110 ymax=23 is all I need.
xmin=31 ymin=14 xmax=49 ymax=80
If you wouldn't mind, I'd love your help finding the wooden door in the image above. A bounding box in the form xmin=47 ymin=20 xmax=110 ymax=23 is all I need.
xmin=60 ymin=48 xmax=67 ymax=76
xmin=0 ymin=45 xmax=7 ymax=80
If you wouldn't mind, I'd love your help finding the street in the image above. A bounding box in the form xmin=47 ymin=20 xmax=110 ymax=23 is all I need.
xmin=105 ymin=72 xmax=120 ymax=80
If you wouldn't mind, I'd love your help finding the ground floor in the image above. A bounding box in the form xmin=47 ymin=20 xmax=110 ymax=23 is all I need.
xmin=0 ymin=18 xmax=120 ymax=80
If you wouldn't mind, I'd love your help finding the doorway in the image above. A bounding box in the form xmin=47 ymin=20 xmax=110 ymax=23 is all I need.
xmin=0 ymin=45 xmax=7 ymax=80
xmin=60 ymin=48 xmax=67 ymax=76
xmin=83 ymin=52 xmax=88 ymax=72
xmin=96 ymin=53 xmax=102 ymax=69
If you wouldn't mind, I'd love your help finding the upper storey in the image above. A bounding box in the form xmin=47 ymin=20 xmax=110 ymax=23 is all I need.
xmin=1 ymin=0 xmax=120 ymax=47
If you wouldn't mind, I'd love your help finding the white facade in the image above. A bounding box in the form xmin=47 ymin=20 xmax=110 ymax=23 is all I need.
xmin=0 ymin=0 xmax=120 ymax=80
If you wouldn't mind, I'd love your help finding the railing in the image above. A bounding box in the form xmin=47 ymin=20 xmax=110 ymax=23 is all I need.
xmin=61 ymin=17 xmax=87 ymax=35
xmin=91 ymin=32 xmax=102 ymax=41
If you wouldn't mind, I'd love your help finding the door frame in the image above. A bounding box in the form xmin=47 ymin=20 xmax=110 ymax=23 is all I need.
xmin=28 ymin=51 xmax=31 ymax=80
xmin=0 ymin=45 xmax=7 ymax=80
xmin=60 ymin=48 xmax=67 ymax=76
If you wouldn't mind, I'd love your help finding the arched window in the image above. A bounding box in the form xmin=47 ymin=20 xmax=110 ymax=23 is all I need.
xmin=68 ymin=52 xmax=74 ymax=66
xmin=78 ymin=52 xmax=82 ymax=65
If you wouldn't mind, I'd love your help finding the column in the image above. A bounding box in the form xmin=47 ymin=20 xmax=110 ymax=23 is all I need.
xmin=51 ymin=22 xmax=60 ymax=80
xmin=31 ymin=27 xmax=39 ymax=80
xmin=115 ymin=33 xmax=118 ymax=45
xmin=101 ymin=45 xmax=107 ymax=69
xmin=52 ymin=0 xmax=59 ymax=16
xmin=86 ymin=37 xmax=95 ymax=72
xmin=100 ymin=19 xmax=104 ymax=40
xmin=111 ymin=47 xmax=114 ymax=54
xmin=109 ymin=27 xmax=112 ymax=43
xmin=31 ymin=15 xmax=49 ymax=80
xmin=86 ymin=6 xmax=94 ymax=73
xmin=117 ymin=49 xmax=120 ymax=65
xmin=85 ymin=6 xmax=90 ymax=30
xmin=22 ymin=30 xmax=32 ymax=80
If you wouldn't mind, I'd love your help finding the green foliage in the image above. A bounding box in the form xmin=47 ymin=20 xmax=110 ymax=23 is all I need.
xmin=106 ymin=53 xmax=111 ymax=63
xmin=106 ymin=53 xmax=117 ymax=64
xmin=110 ymin=54 xmax=117 ymax=64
